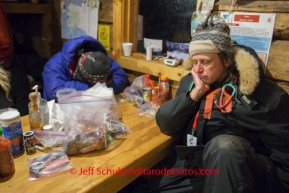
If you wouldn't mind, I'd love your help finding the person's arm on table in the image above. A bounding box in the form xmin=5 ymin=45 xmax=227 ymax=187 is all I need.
xmin=106 ymin=57 xmax=128 ymax=94
xmin=42 ymin=53 xmax=89 ymax=101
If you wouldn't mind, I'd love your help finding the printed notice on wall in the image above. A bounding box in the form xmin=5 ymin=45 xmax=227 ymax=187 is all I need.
xmin=221 ymin=12 xmax=276 ymax=68
xmin=98 ymin=25 xmax=110 ymax=51
xmin=61 ymin=0 xmax=99 ymax=39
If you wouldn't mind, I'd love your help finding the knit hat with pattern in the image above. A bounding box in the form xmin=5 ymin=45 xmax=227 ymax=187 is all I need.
xmin=73 ymin=51 xmax=112 ymax=85
xmin=189 ymin=14 xmax=233 ymax=60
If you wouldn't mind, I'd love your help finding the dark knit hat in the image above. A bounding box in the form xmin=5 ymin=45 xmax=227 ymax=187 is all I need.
xmin=73 ymin=51 xmax=112 ymax=84
xmin=189 ymin=14 xmax=233 ymax=60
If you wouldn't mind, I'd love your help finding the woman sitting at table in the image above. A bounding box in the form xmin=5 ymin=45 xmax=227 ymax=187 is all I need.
xmin=0 ymin=64 xmax=14 ymax=109
xmin=0 ymin=2 xmax=15 ymax=111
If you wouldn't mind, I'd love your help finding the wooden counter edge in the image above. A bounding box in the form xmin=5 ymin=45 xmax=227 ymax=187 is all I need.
xmin=85 ymin=136 xmax=178 ymax=193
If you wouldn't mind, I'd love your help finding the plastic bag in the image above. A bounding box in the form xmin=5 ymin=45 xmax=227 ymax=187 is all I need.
xmin=106 ymin=120 xmax=132 ymax=137
xmin=88 ymin=83 xmax=122 ymax=121
xmin=28 ymin=150 xmax=72 ymax=181
xmin=48 ymin=83 xmax=122 ymax=131
xmin=136 ymin=101 xmax=159 ymax=118
xmin=124 ymin=75 xmax=145 ymax=107
xmin=87 ymin=84 xmax=132 ymax=138
xmin=63 ymin=119 xmax=108 ymax=155
xmin=124 ymin=75 xmax=161 ymax=117
xmin=49 ymin=100 xmax=66 ymax=131
xmin=59 ymin=91 xmax=112 ymax=155
xmin=33 ymin=130 xmax=66 ymax=147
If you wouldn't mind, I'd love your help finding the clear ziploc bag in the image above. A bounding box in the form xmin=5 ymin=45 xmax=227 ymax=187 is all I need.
xmin=106 ymin=120 xmax=132 ymax=137
xmin=123 ymin=75 xmax=145 ymax=107
xmin=136 ymin=101 xmax=159 ymax=118
xmin=87 ymin=83 xmax=122 ymax=122
xmin=59 ymin=91 xmax=112 ymax=155
xmin=33 ymin=130 xmax=66 ymax=147
xmin=28 ymin=150 xmax=72 ymax=181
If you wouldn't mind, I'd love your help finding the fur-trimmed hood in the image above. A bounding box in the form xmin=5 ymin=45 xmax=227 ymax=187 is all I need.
xmin=183 ymin=45 xmax=264 ymax=95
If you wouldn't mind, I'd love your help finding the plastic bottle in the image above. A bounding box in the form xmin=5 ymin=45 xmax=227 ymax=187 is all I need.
xmin=146 ymin=46 xmax=152 ymax=61
xmin=0 ymin=137 xmax=15 ymax=177
xmin=160 ymin=75 xmax=170 ymax=103
xmin=32 ymin=85 xmax=41 ymax=106
xmin=0 ymin=110 xmax=24 ymax=155
xmin=28 ymin=92 xmax=44 ymax=144
xmin=149 ymin=79 xmax=160 ymax=105
xmin=32 ymin=85 xmax=49 ymax=125
xmin=143 ymin=74 xmax=151 ymax=87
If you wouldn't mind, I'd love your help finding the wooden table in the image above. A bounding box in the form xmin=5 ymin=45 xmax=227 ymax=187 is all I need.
xmin=0 ymin=96 xmax=178 ymax=193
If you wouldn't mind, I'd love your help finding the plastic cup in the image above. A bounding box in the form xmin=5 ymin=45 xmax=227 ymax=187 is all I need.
xmin=122 ymin=42 xmax=133 ymax=56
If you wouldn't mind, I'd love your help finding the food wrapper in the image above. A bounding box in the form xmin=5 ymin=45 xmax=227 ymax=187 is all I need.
xmin=28 ymin=150 xmax=72 ymax=181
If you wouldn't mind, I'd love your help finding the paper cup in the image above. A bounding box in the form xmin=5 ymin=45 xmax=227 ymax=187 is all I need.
xmin=122 ymin=42 xmax=133 ymax=56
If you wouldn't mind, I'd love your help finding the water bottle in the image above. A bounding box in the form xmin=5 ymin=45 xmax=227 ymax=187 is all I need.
xmin=160 ymin=75 xmax=170 ymax=103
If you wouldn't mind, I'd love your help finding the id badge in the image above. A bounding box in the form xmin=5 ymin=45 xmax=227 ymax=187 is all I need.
xmin=187 ymin=134 xmax=197 ymax=146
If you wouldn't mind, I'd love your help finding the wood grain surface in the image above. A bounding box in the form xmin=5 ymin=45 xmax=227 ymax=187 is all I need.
xmin=0 ymin=96 xmax=177 ymax=193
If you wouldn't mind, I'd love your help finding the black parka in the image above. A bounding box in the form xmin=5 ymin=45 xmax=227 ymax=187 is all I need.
xmin=156 ymin=45 xmax=289 ymax=191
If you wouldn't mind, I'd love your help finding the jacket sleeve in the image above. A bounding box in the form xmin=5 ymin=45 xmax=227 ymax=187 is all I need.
xmin=156 ymin=74 xmax=200 ymax=136
xmin=259 ymin=89 xmax=289 ymax=191
xmin=106 ymin=57 xmax=128 ymax=94
xmin=42 ymin=53 xmax=89 ymax=101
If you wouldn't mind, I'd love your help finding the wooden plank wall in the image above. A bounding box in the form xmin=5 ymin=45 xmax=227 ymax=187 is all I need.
xmin=214 ymin=0 xmax=289 ymax=93
xmin=8 ymin=0 xmax=289 ymax=96
xmin=5 ymin=5 xmax=51 ymax=58
xmin=50 ymin=0 xmax=114 ymax=57
xmin=6 ymin=0 xmax=114 ymax=59
xmin=122 ymin=0 xmax=289 ymax=98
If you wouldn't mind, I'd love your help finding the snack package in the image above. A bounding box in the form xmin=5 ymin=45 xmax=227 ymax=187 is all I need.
xmin=62 ymin=120 xmax=108 ymax=155
xmin=28 ymin=150 xmax=72 ymax=181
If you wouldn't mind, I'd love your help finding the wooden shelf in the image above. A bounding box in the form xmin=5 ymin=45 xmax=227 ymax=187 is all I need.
xmin=117 ymin=53 xmax=190 ymax=82
xmin=112 ymin=0 xmax=190 ymax=82
xmin=3 ymin=2 xmax=50 ymax=14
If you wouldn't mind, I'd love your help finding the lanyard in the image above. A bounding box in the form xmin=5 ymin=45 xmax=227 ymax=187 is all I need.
xmin=215 ymin=82 xmax=236 ymax=113
xmin=188 ymin=80 xmax=236 ymax=114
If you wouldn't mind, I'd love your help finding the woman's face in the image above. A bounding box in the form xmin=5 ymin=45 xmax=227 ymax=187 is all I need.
xmin=192 ymin=53 xmax=230 ymax=85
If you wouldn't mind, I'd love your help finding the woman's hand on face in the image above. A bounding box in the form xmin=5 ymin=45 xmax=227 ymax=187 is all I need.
xmin=189 ymin=67 xmax=210 ymax=102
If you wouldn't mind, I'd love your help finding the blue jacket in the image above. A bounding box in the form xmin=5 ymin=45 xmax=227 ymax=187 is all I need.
xmin=42 ymin=36 xmax=128 ymax=101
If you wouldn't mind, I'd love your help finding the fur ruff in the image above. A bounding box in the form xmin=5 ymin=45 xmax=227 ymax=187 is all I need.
xmin=233 ymin=47 xmax=260 ymax=95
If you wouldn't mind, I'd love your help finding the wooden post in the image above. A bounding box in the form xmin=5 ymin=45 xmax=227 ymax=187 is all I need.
xmin=113 ymin=0 xmax=139 ymax=60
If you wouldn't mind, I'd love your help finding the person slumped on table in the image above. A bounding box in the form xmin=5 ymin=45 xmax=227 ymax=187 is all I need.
xmin=130 ymin=14 xmax=289 ymax=193
xmin=42 ymin=35 xmax=128 ymax=101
